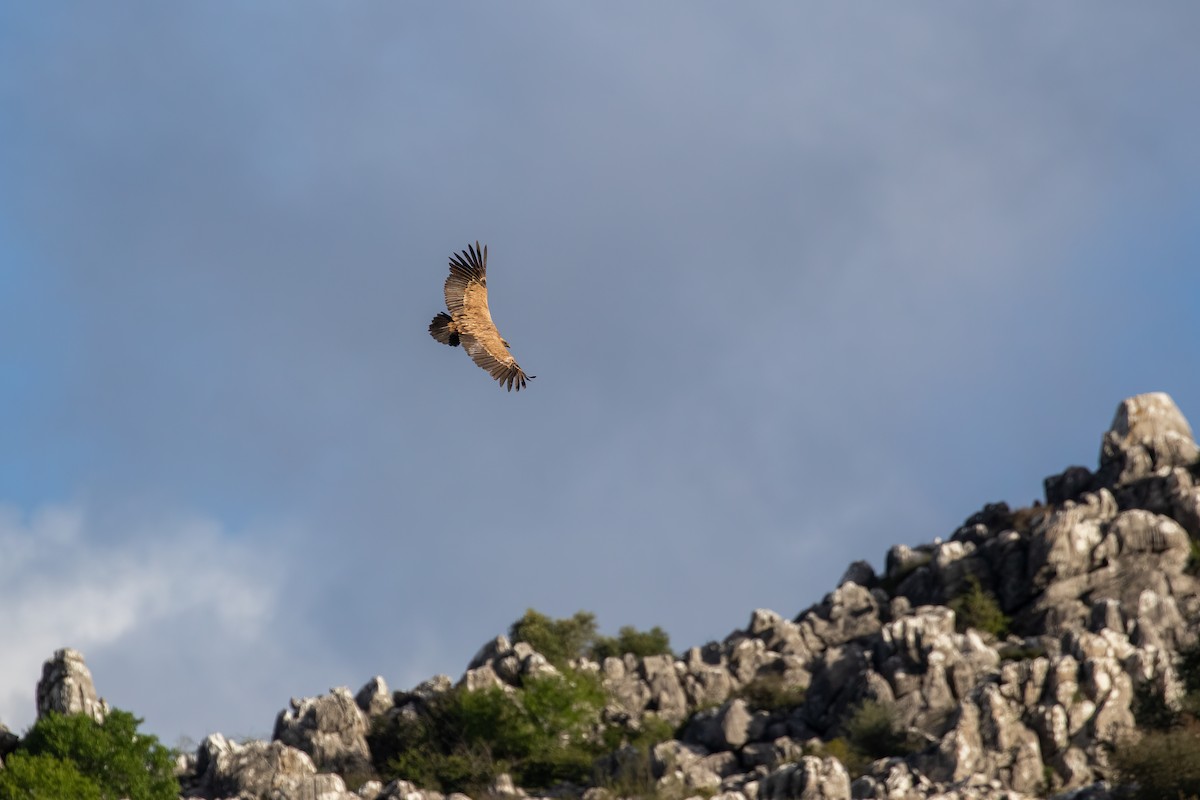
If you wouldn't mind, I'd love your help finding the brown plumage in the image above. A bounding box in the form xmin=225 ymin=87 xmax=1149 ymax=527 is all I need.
xmin=429 ymin=242 xmax=534 ymax=391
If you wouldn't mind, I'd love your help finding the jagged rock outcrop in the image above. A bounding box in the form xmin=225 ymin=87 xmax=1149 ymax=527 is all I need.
xmin=273 ymin=686 xmax=373 ymax=776
xmin=191 ymin=732 xmax=357 ymax=799
xmin=1098 ymin=392 xmax=1199 ymax=488
xmin=461 ymin=636 xmax=558 ymax=692
xmin=355 ymin=676 xmax=394 ymax=719
xmin=14 ymin=393 xmax=1200 ymax=800
xmin=36 ymin=647 xmax=109 ymax=723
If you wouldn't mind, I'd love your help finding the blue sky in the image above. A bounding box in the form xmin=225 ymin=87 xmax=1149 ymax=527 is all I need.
xmin=2 ymin=3 xmax=1199 ymax=743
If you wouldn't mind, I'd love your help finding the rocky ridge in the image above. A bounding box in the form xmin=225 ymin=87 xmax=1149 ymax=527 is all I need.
xmin=6 ymin=392 xmax=1200 ymax=800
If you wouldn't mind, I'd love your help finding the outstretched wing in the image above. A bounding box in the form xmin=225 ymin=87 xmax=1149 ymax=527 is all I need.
xmin=445 ymin=242 xmax=532 ymax=391
xmin=459 ymin=332 xmax=531 ymax=391
xmin=444 ymin=241 xmax=487 ymax=315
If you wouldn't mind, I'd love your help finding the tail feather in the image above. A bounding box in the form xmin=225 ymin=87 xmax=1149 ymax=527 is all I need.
xmin=429 ymin=312 xmax=460 ymax=346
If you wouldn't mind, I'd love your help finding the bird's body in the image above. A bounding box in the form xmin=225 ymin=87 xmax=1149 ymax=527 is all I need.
xmin=429 ymin=242 xmax=533 ymax=391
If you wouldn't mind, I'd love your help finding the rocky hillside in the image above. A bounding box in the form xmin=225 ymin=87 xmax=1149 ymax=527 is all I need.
xmin=7 ymin=392 xmax=1200 ymax=800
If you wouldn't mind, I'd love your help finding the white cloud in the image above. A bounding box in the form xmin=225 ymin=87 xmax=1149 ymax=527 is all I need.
xmin=0 ymin=501 xmax=277 ymax=736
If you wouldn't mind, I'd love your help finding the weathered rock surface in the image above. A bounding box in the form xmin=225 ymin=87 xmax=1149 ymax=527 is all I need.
xmin=273 ymin=686 xmax=373 ymax=776
xmin=757 ymin=755 xmax=851 ymax=800
xmin=1098 ymin=392 xmax=1199 ymax=488
xmin=192 ymin=732 xmax=357 ymax=799
xmin=355 ymin=676 xmax=394 ymax=720
xmin=36 ymin=647 xmax=109 ymax=723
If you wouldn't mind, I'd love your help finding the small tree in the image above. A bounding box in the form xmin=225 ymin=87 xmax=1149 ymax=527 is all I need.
xmin=949 ymin=576 xmax=1010 ymax=639
xmin=370 ymin=670 xmax=607 ymax=794
xmin=509 ymin=609 xmax=599 ymax=666
xmin=824 ymin=699 xmax=919 ymax=777
xmin=15 ymin=709 xmax=177 ymax=800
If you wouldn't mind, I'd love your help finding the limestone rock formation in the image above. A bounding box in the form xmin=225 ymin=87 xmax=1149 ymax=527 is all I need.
xmin=1098 ymin=392 xmax=1199 ymax=487
xmin=192 ymin=732 xmax=357 ymax=799
xmin=273 ymin=686 xmax=373 ymax=776
xmin=355 ymin=676 xmax=394 ymax=720
xmin=12 ymin=393 xmax=1200 ymax=800
xmin=36 ymin=647 xmax=108 ymax=723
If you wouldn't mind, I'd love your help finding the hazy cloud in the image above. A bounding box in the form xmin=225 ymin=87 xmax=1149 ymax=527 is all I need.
xmin=0 ymin=501 xmax=284 ymax=737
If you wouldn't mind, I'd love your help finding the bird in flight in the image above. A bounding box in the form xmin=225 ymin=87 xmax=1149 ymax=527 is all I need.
xmin=429 ymin=242 xmax=534 ymax=391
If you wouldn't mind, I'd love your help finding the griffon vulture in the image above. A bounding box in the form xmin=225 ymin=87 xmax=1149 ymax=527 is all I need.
xmin=429 ymin=242 xmax=534 ymax=391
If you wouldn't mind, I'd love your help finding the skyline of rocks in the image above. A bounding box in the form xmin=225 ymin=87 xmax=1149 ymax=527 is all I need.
xmin=5 ymin=392 xmax=1199 ymax=800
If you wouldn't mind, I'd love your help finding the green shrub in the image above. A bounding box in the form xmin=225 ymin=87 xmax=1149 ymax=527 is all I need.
xmin=0 ymin=752 xmax=102 ymax=800
xmin=591 ymin=626 xmax=673 ymax=662
xmin=370 ymin=688 xmax=515 ymax=793
xmin=823 ymin=700 xmax=919 ymax=777
xmin=634 ymin=714 xmax=677 ymax=749
xmin=948 ymin=576 xmax=1010 ymax=639
xmin=843 ymin=700 xmax=913 ymax=758
xmin=509 ymin=609 xmax=599 ymax=667
xmin=509 ymin=609 xmax=674 ymax=667
xmin=376 ymin=608 xmax=675 ymax=794
xmin=12 ymin=710 xmax=177 ymax=800
xmin=370 ymin=670 xmax=607 ymax=794
xmin=734 ymin=673 xmax=806 ymax=712
xmin=814 ymin=737 xmax=864 ymax=776
xmin=1110 ymin=725 xmax=1200 ymax=800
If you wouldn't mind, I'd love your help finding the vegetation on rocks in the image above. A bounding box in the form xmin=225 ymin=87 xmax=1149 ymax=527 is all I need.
xmin=0 ymin=710 xmax=177 ymax=800
xmin=372 ymin=610 xmax=676 ymax=794
xmin=948 ymin=575 xmax=1010 ymax=638
xmin=369 ymin=670 xmax=607 ymax=794
xmin=822 ymin=700 xmax=919 ymax=778
xmin=734 ymin=672 xmax=806 ymax=711
xmin=591 ymin=625 xmax=674 ymax=661
xmin=508 ymin=608 xmax=674 ymax=666
xmin=1116 ymin=641 xmax=1200 ymax=800
xmin=509 ymin=609 xmax=601 ymax=667
xmin=1110 ymin=725 xmax=1200 ymax=800
xmin=16 ymin=393 xmax=1200 ymax=800
xmin=0 ymin=752 xmax=102 ymax=800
